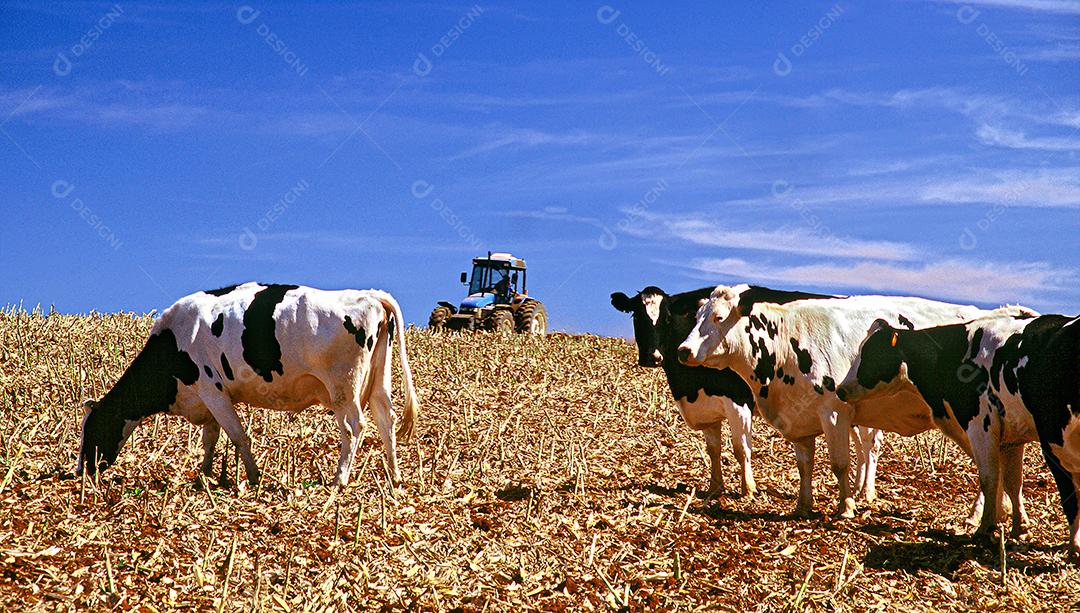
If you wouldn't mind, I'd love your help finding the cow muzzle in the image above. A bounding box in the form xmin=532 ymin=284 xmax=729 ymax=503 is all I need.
xmin=676 ymin=346 xmax=695 ymax=366
xmin=638 ymin=351 xmax=663 ymax=367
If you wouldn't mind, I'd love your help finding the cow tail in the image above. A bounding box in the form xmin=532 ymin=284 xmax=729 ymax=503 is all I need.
xmin=373 ymin=291 xmax=419 ymax=442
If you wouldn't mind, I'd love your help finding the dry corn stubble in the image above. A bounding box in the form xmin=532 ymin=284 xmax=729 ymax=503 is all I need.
xmin=0 ymin=307 xmax=1078 ymax=611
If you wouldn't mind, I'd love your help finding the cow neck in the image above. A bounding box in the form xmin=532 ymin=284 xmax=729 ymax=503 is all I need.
xmin=98 ymin=329 xmax=201 ymax=422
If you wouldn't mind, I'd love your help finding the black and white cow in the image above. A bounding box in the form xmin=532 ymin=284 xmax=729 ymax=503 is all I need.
xmin=677 ymin=284 xmax=1032 ymax=518
xmin=839 ymin=313 xmax=1080 ymax=555
xmin=610 ymin=285 xmax=880 ymax=500
xmin=611 ymin=286 xmax=757 ymax=497
xmin=78 ymin=282 xmax=419 ymax=487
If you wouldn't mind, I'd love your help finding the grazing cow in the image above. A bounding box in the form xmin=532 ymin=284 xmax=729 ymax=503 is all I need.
xmin=78 ymin=282 xmax=419 ymax=487
xmin=677 ymin=284 xmax=1030 ymax=518
xmin=610 ymin=285 xmax=880 ymax=501
xmin=839 ymin=313 xmax=1080 ymax=555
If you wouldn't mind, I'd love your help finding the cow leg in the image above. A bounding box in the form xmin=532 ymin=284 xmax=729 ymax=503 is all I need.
xmin=792 ymin=436 xmax=816 ymax=517
xmin=821 ymin=409 xmax=856 ymax=518
xmin=369 ymin=387 xmax=402 ymax=486
xmin=853 ymin=426 xmax=881 ymax=503
xmin=1038 ymin=440 xmax=1080 ymax=558
xmin=198 ymin=391 xmax=260 ymax=486
xmin=332 ymin=399 xmax=364 ymax=487
xmin=1070 ymin=474 xmax=1080 ymax=559
xmin=934 ymin=416 xmax=987 ymax=527
xmin=701 ymin=424 xmax=725 ymax=498
xmin=1001 ymin=443 xmax=1028 ymax=537
xmin=969 ymin=427 xmax=1001 ymax=537
xmin=727 ymin=402 xmax=756 ymax=498
xmin=200 ymin=422 xmax=220 ymax=478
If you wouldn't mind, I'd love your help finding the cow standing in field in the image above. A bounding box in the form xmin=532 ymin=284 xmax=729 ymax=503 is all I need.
xmin=78 ymin=282 xmax=419 ymax=487
xmin=839 ymin=313 xmax=1080 ymax=556
xmin=677 ymin=284 xmax=1033 ymax=519
xmin=610 ymin=285 xmax=880 ymax=501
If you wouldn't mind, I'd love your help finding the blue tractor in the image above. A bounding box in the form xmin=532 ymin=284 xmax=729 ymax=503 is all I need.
xmin=429 ymin=252 xmax=548 ymax=334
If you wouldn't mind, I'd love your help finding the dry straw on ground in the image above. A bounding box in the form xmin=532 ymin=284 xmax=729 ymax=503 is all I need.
xmin=0 ymin=307 xmax=1078 ymax=611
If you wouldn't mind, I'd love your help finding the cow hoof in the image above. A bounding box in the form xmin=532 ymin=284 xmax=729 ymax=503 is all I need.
xmin=834 ymin=498 xmax=857 ymax=519
xmin=703 ymin=486 xmax=724 ymax=500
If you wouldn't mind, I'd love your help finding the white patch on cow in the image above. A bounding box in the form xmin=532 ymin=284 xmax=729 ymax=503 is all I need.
xmin=642 ymin=293 xmax=663 ymax=325
xmin=1050 ymin=413 xmax=1080 ymax=475
xmin=675 ymin=392 xmax=728 ymax=430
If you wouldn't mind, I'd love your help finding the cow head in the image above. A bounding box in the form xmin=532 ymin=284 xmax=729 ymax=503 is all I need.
xmin=612 ymin=286 xmax=716 ymax=368
xmin=77 ymin=398 xmax=139 ymax=476
xmin=611 ymin=287 xmax=669 ymax=367
xmin=678 ymin=284 xmax=748 ymax=368
xmin=837 ymin=319 xmax=909 ymax=403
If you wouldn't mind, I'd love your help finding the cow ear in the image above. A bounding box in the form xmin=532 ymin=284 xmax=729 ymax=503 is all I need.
xmin=610 ymin=292 xmax=634 ymax=313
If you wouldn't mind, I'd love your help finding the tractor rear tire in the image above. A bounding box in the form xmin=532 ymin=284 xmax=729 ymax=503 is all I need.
xmin=515 ymin=300 xmax=548 ymax=335
xmin=429 ymin=306 xmax=452 ymax=331
xmin=488 ymin=310 xmax=514 ymax=333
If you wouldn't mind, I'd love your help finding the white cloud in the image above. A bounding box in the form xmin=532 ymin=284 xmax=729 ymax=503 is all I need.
xmin=931 ymin=0 xmax=1080 ymax=15
xmin=682 ymin=257 xmax=1072 ymax=305
xmin=919 ymin=168 xmax=1080 ymax=207
xmin=623 ymin=211 xmax=920 ymax=261
xmin=976 ymin=124 xmax=1080 ymax=150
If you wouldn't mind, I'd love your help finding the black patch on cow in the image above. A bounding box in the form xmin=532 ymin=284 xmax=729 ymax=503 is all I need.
xmin=891 ymin=324 xmax=989 ymax=430
xmin=80 ymin=329 xmax=200 ymax=470
xmin=205 ymin=284 xmax=240 ymax=297
xmin=987 ymin=388 xmax=1005 ymax=417
xmin=220 ymin=353 xmax=234 ymax=380
xmin=790 ymin=339 xmax=813 ymax=374
xmin=367 ymin=336 xmax=374 ymax=351
xmin=897 ymin=314 xmax=915 ymax=330
xmin=615 ymin=286 xmax=755 ymax=410
xmin=759 ymin=385 xmax=769 ymax=399
xmin=342 ymin=315 xmax=367 ymax=349
xmin=753 ymin=338 xmax=777 ymax=386
xmin=736 ymin=286 xmax=837 ymax=315
xmin=968 ymin=328 xmax=985 ymax=361
xmin=215 ymin=382 xmax=223 ymax=391
xmin=203 ymin=365 xmax=213 ymax=378
xmin=989 ymin=332 xmax=1024 ymax=395
xmin=211 ymin=313 xmax=225 ymax=337
xmin=783 ymin=375 xmax=795 ymax=385
xmin=813 ymin=384 xmax=824 ymax=395
xmin=240 ymin=284 xmax=298 ymax=383
xmin=821 ymin=376 xmax=836 ymax=392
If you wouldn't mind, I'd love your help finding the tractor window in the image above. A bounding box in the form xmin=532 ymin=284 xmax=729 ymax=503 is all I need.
xmin=468 ymin=264 xmax=511 ymax=295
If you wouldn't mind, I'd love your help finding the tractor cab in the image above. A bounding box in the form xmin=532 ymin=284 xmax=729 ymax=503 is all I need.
xmin=429 ymin=252 xmax=547 ymax=334
xmin=460 ymin=253 xmax=527 ymax=309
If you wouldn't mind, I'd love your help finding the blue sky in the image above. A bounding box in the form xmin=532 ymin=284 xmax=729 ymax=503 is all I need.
xmin=2 ymin=1 xmax=1078 ymax=335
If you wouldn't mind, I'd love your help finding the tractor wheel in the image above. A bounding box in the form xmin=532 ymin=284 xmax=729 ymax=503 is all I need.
xmin=515 ymin=300 xmax=548 ymax=335
xmin=488 ymin=310 xmax=514 ymax=333
xmin=428 ymin=306 xmax=452 ymax=331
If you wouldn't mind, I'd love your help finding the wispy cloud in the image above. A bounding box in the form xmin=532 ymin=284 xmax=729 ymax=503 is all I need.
xmin=976 ymin=124 xmax=1080 ymax=150
xmin=680 ymin=256 xmax=1072 ymax=305
xmin=444 ymin=128 xmax=610 ymax=160
xmin=919 ymin=167 xmax=1080 ymax=206
xmin=929 ymin=0 xmax=1080 ymax=15
xmin=623 ymin=211 xmax=920 ymax=261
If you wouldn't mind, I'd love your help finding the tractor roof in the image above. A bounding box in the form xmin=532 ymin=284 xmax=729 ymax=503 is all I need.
xmin=474 ymin=252 xmax=526 ymax=268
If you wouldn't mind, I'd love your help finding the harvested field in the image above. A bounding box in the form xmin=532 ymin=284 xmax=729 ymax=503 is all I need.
xmin=1 ymin=308 xmax=1078 ymax=611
